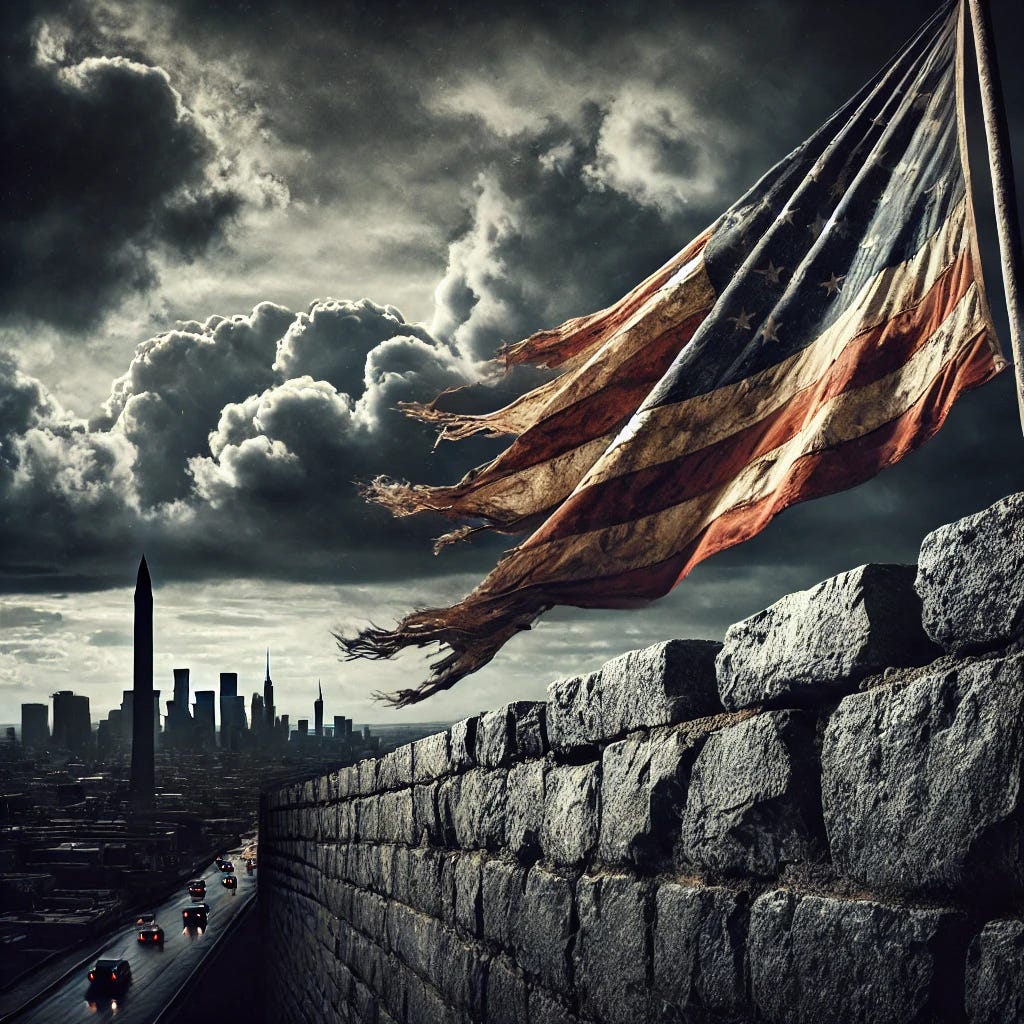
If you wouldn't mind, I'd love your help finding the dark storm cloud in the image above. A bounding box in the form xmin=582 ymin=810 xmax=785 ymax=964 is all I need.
xmin=0 ymin=3 xmax=263 ymax=331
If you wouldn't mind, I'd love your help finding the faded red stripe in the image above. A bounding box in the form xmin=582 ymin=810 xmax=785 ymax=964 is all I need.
xmin=535 ymin=249 xmax=977 ymax=543
xmin=485 ymin=307 xmax=710 ymax=481
xmin=510 ymin=330 xmax=996 ymax=609
xmin=503 ymin=228 xmax=714 ymax=370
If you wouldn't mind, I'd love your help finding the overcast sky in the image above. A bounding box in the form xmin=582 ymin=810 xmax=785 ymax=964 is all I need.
xmin=1 ymin=0 xmax=1022 ymax=729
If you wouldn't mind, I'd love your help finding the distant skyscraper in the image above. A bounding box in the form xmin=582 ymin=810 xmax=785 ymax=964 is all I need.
xmin=219 ymin=672 xmax=238 ymax=748
xmin=263 ymin=651 xmax=275 ymax=731
xmin=194 ymin=691 xmax=216 ymax=748
xmin=314 ymin=681 xmax=324 ymax=739
xmin=295 ymin=719 xmax=308 ymax=744
xmin=130 ymin=556 xmax=155 ymax=811
xmin=52 ymin=691 xmax=91 ymax=754
xmin=333 ymin=715 xmax=346 ymax=744
xmin=21 ymin=703 xmax=48 ymax=750
xmin=168 ymin=668 xmax=192 ymax=746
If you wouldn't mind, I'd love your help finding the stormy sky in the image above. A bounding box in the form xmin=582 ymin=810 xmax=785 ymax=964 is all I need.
xmin=1 ymin=0 xmax=1022 ymax=728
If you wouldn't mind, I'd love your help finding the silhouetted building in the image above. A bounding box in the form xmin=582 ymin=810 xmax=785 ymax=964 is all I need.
xmin=333 ymin=716 xmax=348 ymax=744
xmin=193 ymin=691 xmax=216 ymax=748
xmin=120 ymin=691 xmax=133 ymax=746
xmin=167 ymin=668 xmax=192 ymax=746
xmin=130 ymin=556 xmax=155 ymax=812
xmin=52 ymin=691 xmax=91 ymax=754
xmin=314 ymin=682 xmax=324 ymax=739
xmin=293 ymin=719 xmax=308 ymax=745
xmin=263 ymin=650 xmax=275 ymax=732
xmin=21 ymin=703 xmax=49 ymax=750
xmin=279 ymin=714 xmax=289 ymax=744
xmin=219 ymin=672 xmax=238 ymax=749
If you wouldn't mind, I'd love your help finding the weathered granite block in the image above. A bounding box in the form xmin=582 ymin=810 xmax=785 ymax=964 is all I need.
xmin=377 ymin=744 xmax=414 ymax=791
xmin=486 ymin=956 xmax=529 ymax=1024
xmin=599 ymin=728 xmax=703 ymax=869
xmin=413 ymin=730 xmax=451 ymax=783
xmin=601 ymin=638 xmax=724 ymax=734
xmin=546 ymin=671 xmax=603 ymax=754
xmin=542 ymin=762 xmax=600 ymax=868
xmin=358 ymin=758 xmax=378 ymax=796
xmin=574 ymin=874 xmax=652 ymax=1024
xmin=405 ymin=847 xmax=444 ymax=918
xmin=681 ymin=710 xmax=824 ymax=877
xmin=506 ymin=760 xmax=545 ymax=862
xmin=476 ymin=701 xmax=547 ymax=767
xmin=966 ymin=919 xmax=1024 ymax=1024
xmin=548 ymin=641 xmax=723 ymax=753
xmin=516 ymin=867 xmax=575 ymax=994
xmin=453 ymin=851 xmax=483 ymax=938
xmin=379 ymin=789 xmax=415 ymax=845
xmin=527 ymin=989 xmax=584 ymax=1024
xmin=481 ymin=859 xmax=525 ymax=951
xmin=413 ymin=782 xmax=443 ymax=846
xmin=653 ymin=883 xmax=749 ymax=1021
xmin=917 ymin=492 xmax=1024 ymax=654
xmin=749 ymin=891 xmax=968 ymax=1024
xmin=717 ymin=563 xmax=937 ymax=710
xmin=449 ymin=716 xmax=479 ymax=773
xmin=441 ymin=769 xmax=508 ymax=850
xmin=822 ymin=654 xmax=1024 ymax=896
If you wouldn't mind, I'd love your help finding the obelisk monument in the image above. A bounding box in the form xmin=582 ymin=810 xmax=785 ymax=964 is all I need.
xmin=130 ymin=556 xmax=155 ymax=812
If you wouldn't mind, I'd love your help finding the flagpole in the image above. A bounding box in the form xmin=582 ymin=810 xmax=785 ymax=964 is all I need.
xmin=966 ymin=0 xmax=1024 ymax=432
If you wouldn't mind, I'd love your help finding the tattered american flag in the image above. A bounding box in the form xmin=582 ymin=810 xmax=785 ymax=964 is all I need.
xmin=341 ymin=0 xmax=1006 ymax=705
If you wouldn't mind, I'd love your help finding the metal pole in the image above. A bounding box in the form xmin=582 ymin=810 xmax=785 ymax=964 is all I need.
xmin=966 ymin=0 xmax=1024 ymax=432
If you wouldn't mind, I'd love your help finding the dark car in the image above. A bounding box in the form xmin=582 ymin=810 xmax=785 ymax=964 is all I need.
xmin=222 ymin=874 xmax=237 ymax=890
xmin=188 ymin=879 xmax=206 ymax=899
xmin=219 ymin=860 xmax=234 ymax=873
xmin=182 ymin=903 xmax=209 ymax=928
xmin=88 ymin=958 xmax=132 ymax=991
xmin=138 ymin=922 xmax=164 ymax=945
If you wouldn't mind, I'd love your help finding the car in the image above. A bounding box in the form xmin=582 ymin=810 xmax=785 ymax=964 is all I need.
xmin=219 ymin=860 xmax=234 ymax=873
xmin=135 ymin=912 xmax=156 ymax=927
xmin=87 ymin=958 xmax=132 ymax=992
xmin=138 ymin=923 xmax=164 ymax=945
xmin=182 ymin=903 xmax=209 ymax=928
xmin=222 ymin=874 xmax=237 ymax=890
xmin=188 ymin=879 xmax=206 ymax=899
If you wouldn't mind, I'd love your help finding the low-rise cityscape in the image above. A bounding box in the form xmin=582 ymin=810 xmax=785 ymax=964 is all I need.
xmin=0 ymin=558 xmax=443 ymax=998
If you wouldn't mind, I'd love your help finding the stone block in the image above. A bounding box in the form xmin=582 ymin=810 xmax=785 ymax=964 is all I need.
xmin=541 ymin=762 xmax=600 ymax=868
xmin=917 ymin=492 xmax=1024 ymax=654
xmin=653 ymin=883 xmax=749 ymax=1020
xmin=515 ymin=867 xmax=575 ymax=994
xmin=717 ymin=563 xmax=937 ymax=710
xmin=449 ymin=716 xmax=479 ymax=772
xmin=413 ymin=730 xmax=451 ymax=783
xmin=749 ymin=890 xmax=968 ymax=1024
xmin=822 ymin=654 xmax=1024 ymax=896
xmin=966 ymin=919 xmax=1024 ymax=1024
xmin=477 ymin=701 xmax=548 ymax=767
xmin=548 ymin=640 xmax=723 ymax=753
xmin=453 ymin=851 xmax=483 ymax=938
xmin=379 ymin=789 xmax=415 ymax=845
xmin=574 ymin=874 xmax=652 ymax=1024
xmin=681 ymin=710 xmax=824 ymax=877
xmin=527 ymin=989 xmax=583 ymax=1024
xmin=441 ymin=769 xmax=508 ymax=850
xmin=412 ymin=782 xmax=443 ymax=846
xmin=485 ymin=956 xmax=529 ymax=1024
xmin=599 ymin=728 xmax=703 ymax=869
xmin=377 ymin=744 xmax=414 ymax=791
xmin=481 ymin=859 xmax=525 ymax=951
xmin=506 ymin=760 xmax=546 ymax=862
xmin=358 ymin=757 xmax=378 ymax=796
xmin=405 ymin=847 xmax=444 ymax=918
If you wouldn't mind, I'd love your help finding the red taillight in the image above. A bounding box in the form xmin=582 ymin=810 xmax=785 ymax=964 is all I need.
xmin=88 ymin=972 xmax=95 ymax=981
xmin=111 ymin=973 xmax=117 ymax=981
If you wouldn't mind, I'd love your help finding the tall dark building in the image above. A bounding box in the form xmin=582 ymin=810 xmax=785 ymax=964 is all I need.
xmin=21 ymin=703 xmax=49 ymax=750
xmin=166 ymin=668 xmax=192 ymax=747
xmin=314 ymin=681 xmax=324 ymax=739
xmin=51 ymin=691 xmax=91 ymax=754
xmin=219 ymin=672 xmax=238 ymax=748
xmin=130 ymin=556 xmax=155 ymax=812
xmin=263 ymin=650 xmax=275 ymax=731
xmin=194 ymin=691 xmax=216 ymax=748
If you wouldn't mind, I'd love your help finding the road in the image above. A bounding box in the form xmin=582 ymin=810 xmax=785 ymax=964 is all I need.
xmin=8 ymin=859 xmax=256 ymax=1024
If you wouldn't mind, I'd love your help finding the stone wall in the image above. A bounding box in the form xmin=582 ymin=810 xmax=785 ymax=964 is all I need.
xmin=258 ymin=492 xmax=1024 ymax=1024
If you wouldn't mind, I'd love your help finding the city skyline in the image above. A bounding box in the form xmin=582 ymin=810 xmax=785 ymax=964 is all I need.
xmin=1 ymin=0 xmax=1023 ymax=723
